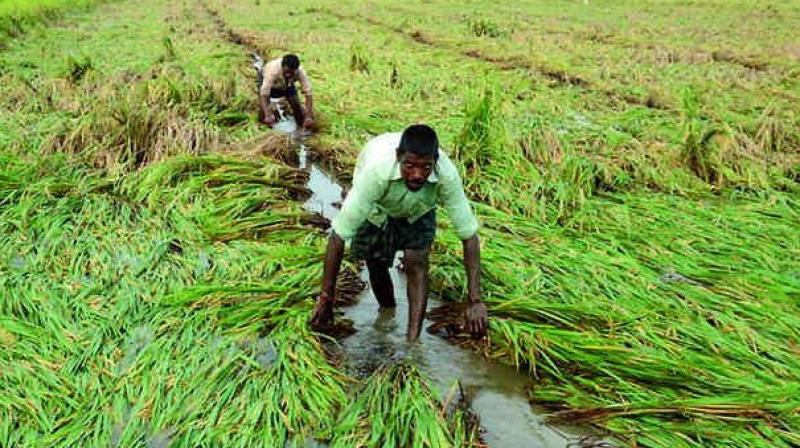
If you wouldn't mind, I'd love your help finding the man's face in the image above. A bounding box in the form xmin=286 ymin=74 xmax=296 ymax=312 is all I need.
xmin=282 ymin=66 xmax=295 ymax=82
xmin=399 ymin=152 xmax=436 ymax=191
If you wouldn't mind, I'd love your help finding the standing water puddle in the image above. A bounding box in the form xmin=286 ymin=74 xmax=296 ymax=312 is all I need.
xmin=272 ymin=117 xmax=602 ymax=448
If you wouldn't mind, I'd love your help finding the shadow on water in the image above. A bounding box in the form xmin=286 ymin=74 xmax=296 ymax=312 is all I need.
xmin=272 ymin=116 xmax=610 ymax=448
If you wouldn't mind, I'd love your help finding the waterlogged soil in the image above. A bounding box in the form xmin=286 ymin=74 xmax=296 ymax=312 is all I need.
xmin=342 ymin=271 xmax=586 ymax=448
xmin=274 ymin=118 xmax=602 ymax=447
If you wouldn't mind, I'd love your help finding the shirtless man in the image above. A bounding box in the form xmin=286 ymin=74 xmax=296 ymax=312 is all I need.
xmin=255 ymin=53 xmax=315 ymax=129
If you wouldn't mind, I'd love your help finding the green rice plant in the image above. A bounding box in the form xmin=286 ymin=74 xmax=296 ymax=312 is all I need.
xmin=465 ymin=17 xmax=509 ymax=39
xmin=679 ymin=88 xmax=726 ymax=184
xmin=5 ymin=0 xmax=800 ymax=446
xmin=450 ymin=82 xmax=541 ymax=216
xmin=675 ymin=89 xmax=781 ymax=190
xmin=0 ymin=146 xmax=349 ymax=447
xmin=453 ymin=83 xmax=500 ymax=175
xmin=330 ymin=361 xmax=481 ymax=447
xmin=450 ymin=85 xmax=635 ymax=221
xmin=161 ymin=36 xmax=178 ymax=62
xmin=389 ymin=57 xmax=401 ymax=88
xmin=65 ymin=53 xmax=93 ymax=83
xmin=428 ymin=190 xmax=800 ymax=445
xmin=349 ymin=41 xmax=369 ymax=73
xmin=119 ymin=152 xmax=309 ymax=241
xmin=0 ymin=0 xmax=105 ymax=39
xmin=1 ymin=3 xmax=363 ymax=446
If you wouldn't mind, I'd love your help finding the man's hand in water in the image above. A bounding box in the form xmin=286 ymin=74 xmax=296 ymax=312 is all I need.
xmin=461 ymin=235 xmax=486 ymax=338
xmin=464 ymin=301 xmax=487 ymax=338
xmin=261 ymin=112 xmax=276 ymax=126
xmin=309 ymin=292 xmax=334 ymax=331
xmin=302 ymin=116 xmax=315 ymax=129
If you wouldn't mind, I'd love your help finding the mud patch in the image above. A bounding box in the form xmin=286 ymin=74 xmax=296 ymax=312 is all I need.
xmin=462 ymin=49 xmax=527 ymax=71
xmin=613 ymin=91 xmax=671 ymax=110
xmin=284 ymin=182 xmax=312 ymax=202
xmin=711 ymin=49 xmax=767 ymax=71
xmin=315 ymin=318 xmax=357 ymax=340
xmin=201 ymin=2 xmax=288 ymax=56
xmin=540 ymin=67 xmax=589 ymax=87
xmin=409 ymin=30 xmax=435 ymax=46
xmin=299 ymin=212 xmax=330 ymax=230
xmin=426 ymin=302 xmax=489 ymax=349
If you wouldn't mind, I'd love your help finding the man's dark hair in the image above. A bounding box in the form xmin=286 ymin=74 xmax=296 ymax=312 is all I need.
xmin=282 ymin=54 xmax=300 ymax=70
xmin=398 ymin=124 xmax=439 ymax=159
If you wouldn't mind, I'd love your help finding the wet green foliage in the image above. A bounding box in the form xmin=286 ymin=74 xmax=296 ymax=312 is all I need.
xmin=1 ymin=1 xmax=479 ymax=446
xmin=331 ymin=361 xmax=481 ymax=448
xmin=0 ymin=0 xmax=106 ymax=40
xmin=2 ymin=0 xmax=799 ymax=446
xmin=207 ymin=0 xmax=800 ymax=445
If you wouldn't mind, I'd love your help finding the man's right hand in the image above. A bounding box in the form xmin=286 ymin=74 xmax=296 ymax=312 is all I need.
xmin=261 ymin=112 xmax=276 ymax=126
xmin=309 ymin=292 xmax=334 ymax=331
xmin=464 ymin=301 xmax=487 ymax=338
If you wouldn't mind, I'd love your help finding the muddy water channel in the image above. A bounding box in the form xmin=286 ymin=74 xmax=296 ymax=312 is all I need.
xmin=274 ymin=118 xmax=597 ymax=448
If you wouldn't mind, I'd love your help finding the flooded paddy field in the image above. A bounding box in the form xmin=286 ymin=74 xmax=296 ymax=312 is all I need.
xmin=1 ymin=0 xmax=799 ymax=447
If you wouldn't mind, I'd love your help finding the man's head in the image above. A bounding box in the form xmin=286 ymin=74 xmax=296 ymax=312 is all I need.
xmin=396 ymin=124 xmax=439 ymax=191
xmin=281 ymin=54 xmax=300 ymax=81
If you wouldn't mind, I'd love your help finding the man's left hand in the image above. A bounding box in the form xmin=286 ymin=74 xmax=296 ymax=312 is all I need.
xmin=464 ymin=301 xmax=487 ymax=338
xmin=309 ymin=293 xmax=334 ymax=331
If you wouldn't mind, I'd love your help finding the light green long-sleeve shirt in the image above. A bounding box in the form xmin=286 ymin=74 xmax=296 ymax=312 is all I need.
xmin=331 ymin=132 xmax=479 ymax=241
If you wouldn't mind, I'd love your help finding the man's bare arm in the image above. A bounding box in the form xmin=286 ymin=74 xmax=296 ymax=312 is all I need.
xmin=310 ymin=232 xmax=345 ymax=329
xmin=322 ymin=232 xmax=345 ymax=297
xmin=463 ymin=234 xmax=481 ymax=303
xmin=258 ymin=72 xmax=275 ymax=124
xmin=463 ymin=234 xmax=487 ymax=336
xmin=259 ymin=93 xmax=273 ymax=122
xmin=304 ymin=93 xmax=315 ymax=120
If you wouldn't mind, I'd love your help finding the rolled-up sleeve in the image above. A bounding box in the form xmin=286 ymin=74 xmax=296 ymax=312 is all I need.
xmin=331 ymin=169 xmax=386 ymax=241
xmin=438 ymin=159 xmax=479 ymax=240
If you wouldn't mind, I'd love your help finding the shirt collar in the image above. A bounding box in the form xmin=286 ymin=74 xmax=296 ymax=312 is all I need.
xmin=389 ymin=160 xmax=439 ymax=183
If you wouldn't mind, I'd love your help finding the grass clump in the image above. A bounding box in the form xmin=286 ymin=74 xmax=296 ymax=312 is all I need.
xmin=330 ymin=361 xmax=482 ymax=448
xmin=465 ymin=17 xmax=509 ymax=38
xmin=65 ymin=54 xmax=93 ymax=83
xmin=430 ymin=191 xmax=800 ymax=446
xmin=0 ymin=147 xmax=344 ymax=447
xmin=0 ymin=0 xmax=105 ymax=40
xmin=349 ymin=42 xmax=370 ymax=73
xmin=41 ymin=68 xmax=254 ymax=172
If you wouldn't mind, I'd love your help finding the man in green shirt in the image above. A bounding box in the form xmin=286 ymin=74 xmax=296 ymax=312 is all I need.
xmin=310 ymin=125 xmax=487 ymax=342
